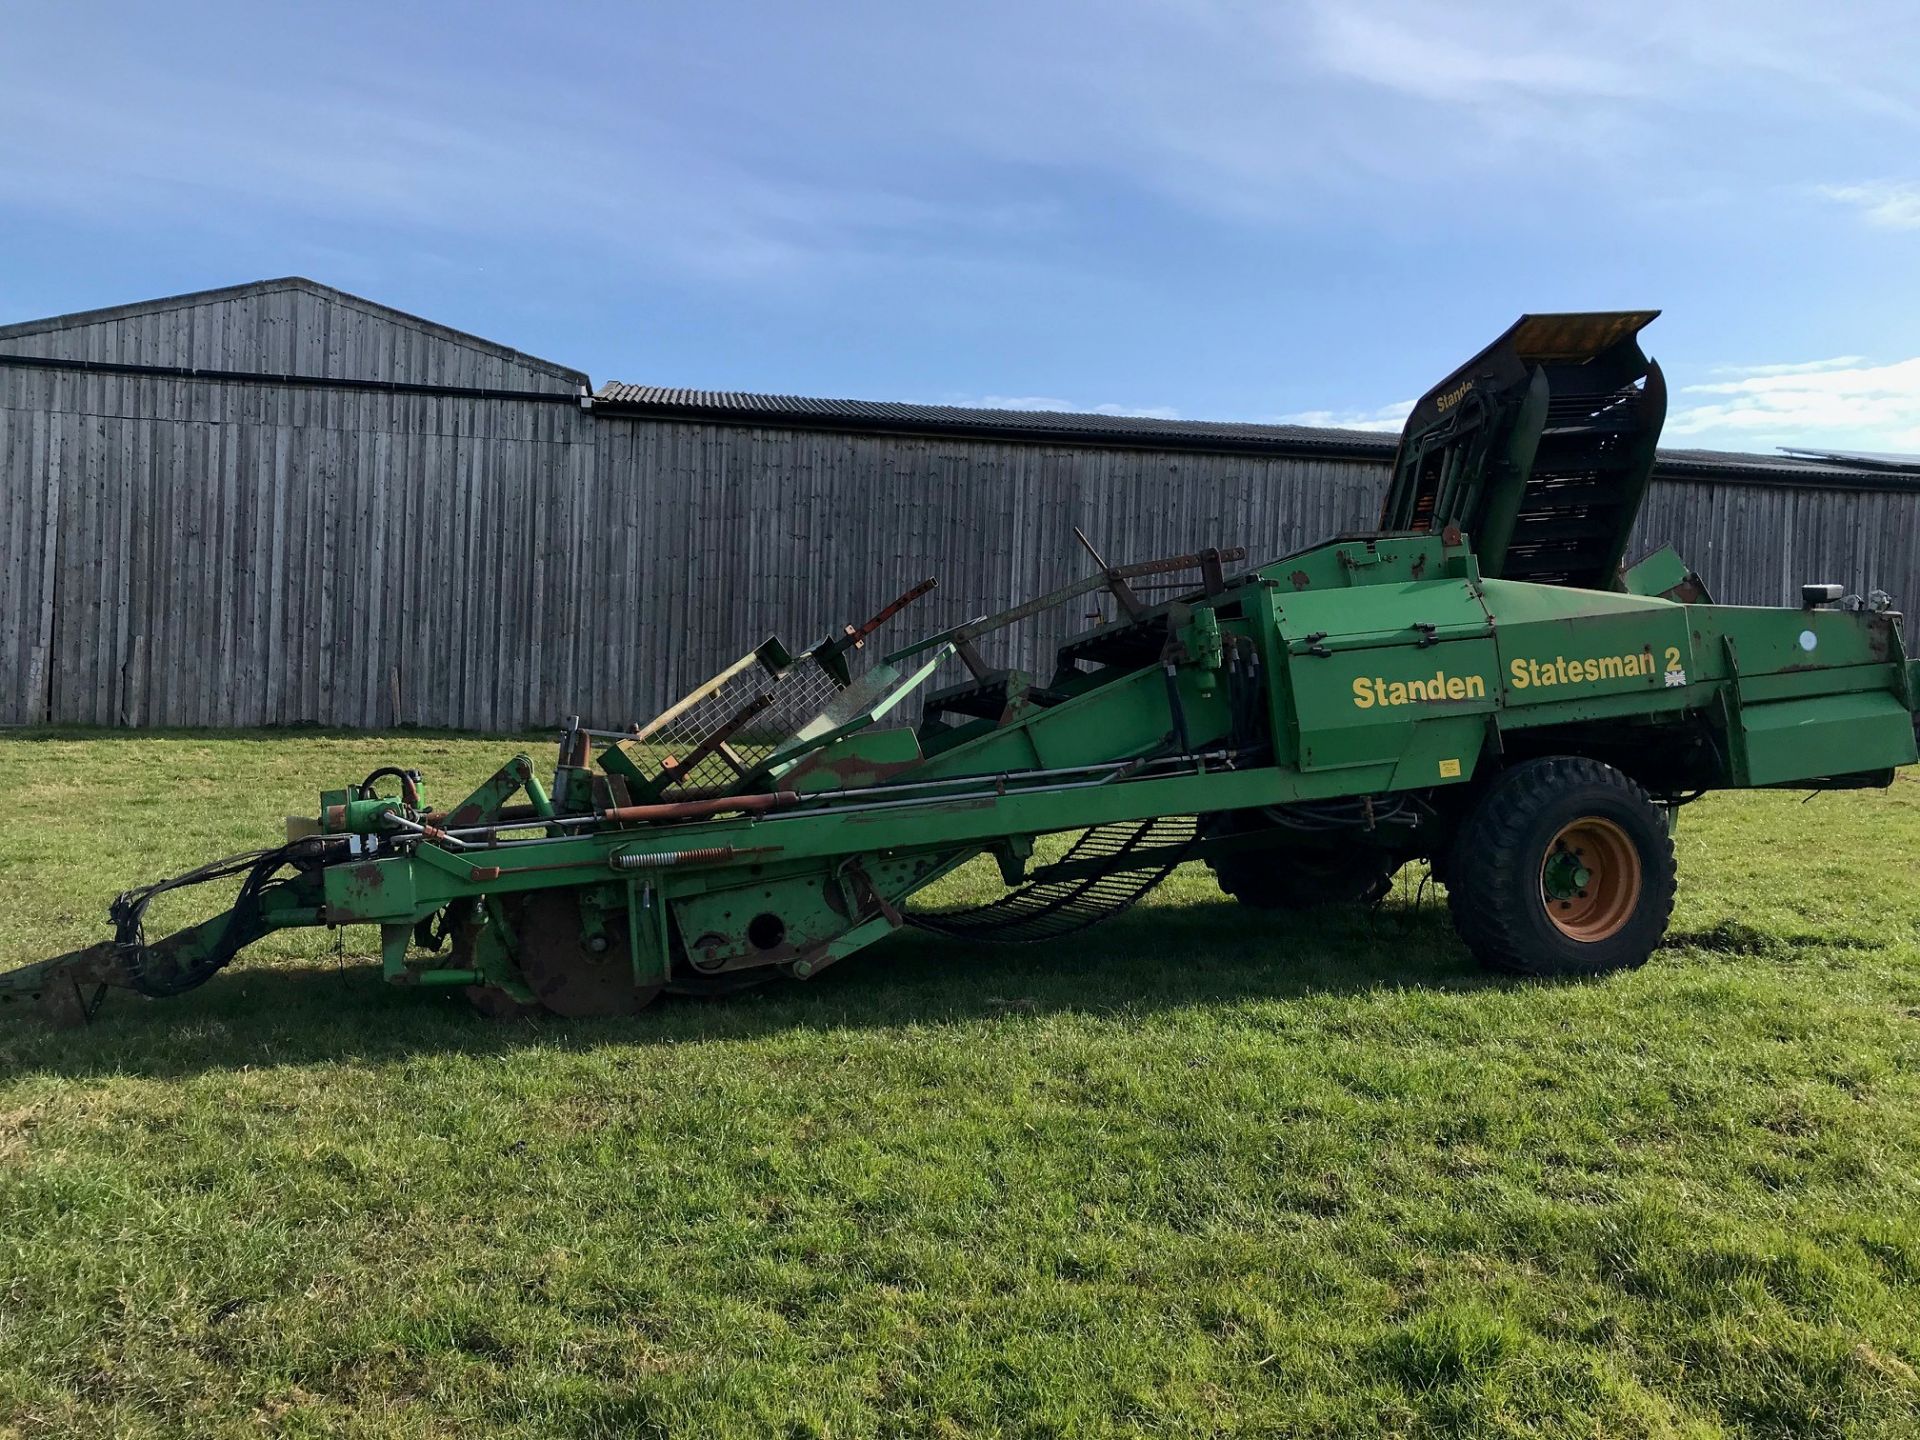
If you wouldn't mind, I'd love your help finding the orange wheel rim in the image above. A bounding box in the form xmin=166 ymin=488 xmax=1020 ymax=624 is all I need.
xmin=1539 ymin=817 xmax=1641 ymax=942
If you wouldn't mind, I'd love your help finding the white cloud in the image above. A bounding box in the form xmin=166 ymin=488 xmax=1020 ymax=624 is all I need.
xmin=943 ymin=394 xmax=1182 ymax=420
xmin=1309 ymin=6 xmax=1642 ymax=104
xmin=1668 ymin=356 xmax=1920 ymax=449
xmin=1273 ymin=400 xmax=1415 ymax=433
xmin=1816 ymin=181 xmax=1920 ymax=230
xmin=1708 ymin=356 xmax=1865 ymax=377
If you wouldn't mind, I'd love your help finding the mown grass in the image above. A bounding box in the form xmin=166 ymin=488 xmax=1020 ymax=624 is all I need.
xmin=3 ymin=731 xmax=1920 ymax=1437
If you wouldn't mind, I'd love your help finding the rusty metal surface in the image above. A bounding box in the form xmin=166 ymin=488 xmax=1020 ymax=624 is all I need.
xmin=827 ymin=577 xmax=939 ymax=656
xmin=509 ymin=890 xmax=656 ymax=1017
xmin=781 ymin=743 xmax=924 ymax=792
xmin=599 ymin=790 xmax=798 ymax=825
xmin=616 ymin=641 xmax=841 ymax=798
xmin=657 ymin=692 xmax=775 ymax=786
xmin=1509 ymin=311 xmax=1660 ymax=363
xmin=0 ymin=942 xmax=133 ymax=1028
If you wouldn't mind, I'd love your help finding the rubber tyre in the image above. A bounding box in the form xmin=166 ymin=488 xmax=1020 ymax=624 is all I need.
xmin=1445 ymin=756 xmax=1675 ymax=977
xmin=1210 ymin=847 xmax=1398 ymax=910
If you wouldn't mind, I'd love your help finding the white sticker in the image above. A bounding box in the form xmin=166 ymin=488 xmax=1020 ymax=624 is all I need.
xmin=1798 ymin=630 xmax=1818 ymax=652
xmin=1663 ymin=668 xmax=1687 ymax=687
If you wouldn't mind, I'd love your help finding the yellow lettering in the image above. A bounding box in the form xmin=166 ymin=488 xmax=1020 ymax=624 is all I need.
xmin=1493 ymin=648 xmax=1701 ymax=692
xmin=1352 ymin=668 xmax=1491 ymax=708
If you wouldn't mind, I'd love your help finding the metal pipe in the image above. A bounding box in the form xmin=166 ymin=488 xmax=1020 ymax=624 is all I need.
xmin=524 ymin=773 xmax=555 ymax=819
xmin=412 ymin=748 xmax=1236 ymax=852
xmin=381 ymin=813 xmax=469 ymax=850
xmin=425 ymin=753 xmax=1240 ymax=844
xmin=752 ymin=771 xmax=1138 ymax=822
xmin=757 ymin=752 xmax=1234 ymax=823
xmin=776 ymin=751 xmax=1236 ymax=808
xmin=433 ymin=772 xmax=1163 ymax=846
xmin=598 ymin=790 xmax=799 ymax=825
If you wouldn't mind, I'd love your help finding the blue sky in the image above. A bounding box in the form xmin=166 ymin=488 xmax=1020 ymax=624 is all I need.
xmin=2 ymin=1 xmax=1915 ymax=452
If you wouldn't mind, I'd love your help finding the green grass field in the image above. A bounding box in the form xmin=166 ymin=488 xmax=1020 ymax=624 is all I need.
xmin=4 ymin=732 xmax=1920 ymax=1438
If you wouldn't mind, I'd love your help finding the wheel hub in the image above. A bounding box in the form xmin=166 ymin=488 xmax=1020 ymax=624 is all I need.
xmin=1540 ymin=817 xmax=1641 ymax=943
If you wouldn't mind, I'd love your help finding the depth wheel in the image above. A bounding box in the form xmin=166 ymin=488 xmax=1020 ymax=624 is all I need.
xmin=1210 ymin=846 xmax=1399 ymax=910
xmin=507 ymin=890 xmax=661 ymax=1017
xmin=1445 ymin=756 xmax=1675 ymax=977
xmin=464 ymin=984 xmax=542 ymax=1020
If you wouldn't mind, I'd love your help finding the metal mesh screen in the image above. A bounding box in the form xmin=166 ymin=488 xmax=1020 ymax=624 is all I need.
xmin=633 ymin=653 xmax=845 ymax=795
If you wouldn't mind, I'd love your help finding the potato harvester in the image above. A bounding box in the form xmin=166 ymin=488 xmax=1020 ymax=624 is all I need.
xmin=7 ymin=312 xmax=1917 ymax=1025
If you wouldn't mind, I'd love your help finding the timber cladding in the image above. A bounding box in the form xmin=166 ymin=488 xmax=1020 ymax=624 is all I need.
xmin=3 ymin=279 xmax=1917 ymax=731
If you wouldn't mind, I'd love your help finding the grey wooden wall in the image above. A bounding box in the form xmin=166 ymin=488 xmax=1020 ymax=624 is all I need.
xmin=1633 ymin=476 xmax=1920 ymax=616
xmin=561 ymin=428 xmax=1920 ymax=729
xmin=573 ymin=426 xmax=1392 ymax=729
xmin=4 ymin=281 xmax=1917 ymax=732
xmin=0 ymin=280 xmax=592 ymax=729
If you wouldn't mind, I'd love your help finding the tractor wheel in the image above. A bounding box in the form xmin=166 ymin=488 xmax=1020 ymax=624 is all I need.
xmin=1210 ymin=846 xmax=1399 ymax=910
xmin=1445 ymin=756 xmax=1675 ymax=978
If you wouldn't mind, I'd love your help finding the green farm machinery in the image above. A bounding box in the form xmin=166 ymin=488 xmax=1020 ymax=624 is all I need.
xmin=7 ymin=311 xmax=1918 ymax=1025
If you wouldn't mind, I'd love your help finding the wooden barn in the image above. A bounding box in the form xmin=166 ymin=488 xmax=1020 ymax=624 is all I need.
xmin=3 ymin=277 xmax=1916 ymax=731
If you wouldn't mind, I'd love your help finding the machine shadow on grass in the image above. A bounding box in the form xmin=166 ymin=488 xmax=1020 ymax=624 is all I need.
xmin=0 ymin=894 xmax=1537 ymax=1080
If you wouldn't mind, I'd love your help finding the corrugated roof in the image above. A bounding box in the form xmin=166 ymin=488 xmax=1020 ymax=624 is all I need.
xmin=1778 ymin=447 xmax=1920 ymax=473
xmin=592 ymin=383 xmax=1395 ymax=457
xmin=1654 ymin=447 xmax=1920 ymax=486
xmin=593 ymin=382 xmax=1920 ymax=490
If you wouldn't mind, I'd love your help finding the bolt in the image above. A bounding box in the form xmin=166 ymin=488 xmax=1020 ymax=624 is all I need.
xmin=793 ymin=959 xmax=814 ymax=978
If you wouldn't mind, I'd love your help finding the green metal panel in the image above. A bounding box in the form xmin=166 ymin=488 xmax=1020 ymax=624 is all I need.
xmin=1479 ymin=579 xmax=1694 ymax=718
xmin=1287 ymin=631 xmax=1498 ymax=773
xmin=1474 ymin=369 xmax=1548 ymax=578
xmin=1619 ymin=545 xmax=1691 ymax=598
xmin=1739 ymin=692 xmax=1918 ymax=785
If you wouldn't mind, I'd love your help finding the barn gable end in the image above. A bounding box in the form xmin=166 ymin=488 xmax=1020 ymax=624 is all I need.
xmin=0 ymin=277 xmax=586 ymax=392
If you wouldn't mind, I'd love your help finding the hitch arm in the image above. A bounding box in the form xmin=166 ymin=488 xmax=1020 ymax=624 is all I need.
xmin=0 ymin=874 xmax=325 ymax=1028
xmin=0 ymin=943 xmax=133 ymax=1028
